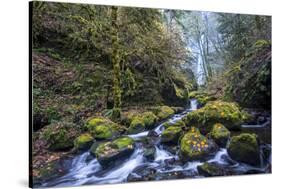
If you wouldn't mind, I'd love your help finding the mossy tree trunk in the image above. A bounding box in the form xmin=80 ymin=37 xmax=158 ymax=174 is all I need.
xmin=111 ymin=6 xmax=121 ymax=119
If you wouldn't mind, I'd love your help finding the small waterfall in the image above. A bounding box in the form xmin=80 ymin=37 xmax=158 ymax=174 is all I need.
xmin=190 ymin=99 xmax=198 ymax=110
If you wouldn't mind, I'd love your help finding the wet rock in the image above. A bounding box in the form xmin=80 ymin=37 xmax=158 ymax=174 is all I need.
xmin=155 ymin=170 xmax=187 ymax=180
xmin=143 ymin=146 xmax=156 ymax=161
xmin=147 ymin=130 xmax=159 ymax=137
xmin=94 ymin=136 xmax=135 ymax=167
xmin=127 ymin=165 xmax=157 ymax=182
xmin=227 ymin=133 xmax=260 ymax=166
xmin=209 ymin=123 xmax=230 ymax=147
xmin=179 ymin=127 xmax=218 ymax=161
xmin=161 ymin=126 xmax=183 ymax=144
xmin=197 ymin=162 xmax=226 ymax=177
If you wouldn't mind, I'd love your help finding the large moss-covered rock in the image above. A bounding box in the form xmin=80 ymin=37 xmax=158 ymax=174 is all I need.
xmin=155 ymin=106 xmax=175 ymax=120
xmin=86 ymin=117 xmax=122 ymax=140
xmin=74 ymin=133 xmax=94 ymax=150
xmin=41 ymin=121 xmax=80 ymax=151
xmin=179 ymin=127 xmax=218 ymax=161
xmin=209 ymin=123 xmax=230 ymax=147
xmin=184 ymin=100 xmax=248 ymax=133
xmin=94 ymin=136 xmax=135 ymax=167
xmin=227 ymin=133 xmax=260 ymax=166
xmin=127 ymin=111 xmax=158 ymax=134
xmin=161 ymin=126 xmax=183 ymax=144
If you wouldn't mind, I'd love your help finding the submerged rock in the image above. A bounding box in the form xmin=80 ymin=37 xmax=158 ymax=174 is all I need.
xmin=227 ymin=133 xmax=260 ymax=166
xmin=86 ymin=117 xmax=122 ymax=140
xmin=161 ymin=126 xmax=183 ymax=144
xmin=94 ymin=136 xmax=135 ymax=167
xmin=74 ymin=133 xmax=94 ymax=150
xmin=209 ymin=123 xmax=230 ymax=147
xmin=127 ymin=165 xmax=157 ymax=182
xmin=143 ymin=146 xmax=156 ymax=161
xmin=184 ymin=100 xmax=249 ymax=133
xmin=179 ymin=127 xmax=218 ymax=161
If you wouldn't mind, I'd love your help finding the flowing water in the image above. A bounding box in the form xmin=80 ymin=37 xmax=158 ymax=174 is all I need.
xmin=39 ymin=99 xmax=271 ymax=187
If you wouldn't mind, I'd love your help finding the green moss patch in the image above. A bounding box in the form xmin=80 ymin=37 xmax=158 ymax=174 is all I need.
xmin=74 ymin=133 xmax=94 ymax=150
xmin=209 ymin=123 xmax=230 ymax=147
xmin=161 ymin=126 xmax=183 ymax=144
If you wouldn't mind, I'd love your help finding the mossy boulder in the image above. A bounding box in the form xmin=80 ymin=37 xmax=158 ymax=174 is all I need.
xmin=94 ymin=136 xmax=135 ymax=167
xmin=155 ymin=106 xmax=175 ymax=120
xmin=127 ymin=111 xmax=158 ymax=134
xmin=209 ymin=123 xmax=230 ymax=147
xmin=86 ymin=117 xmax=122 ymax=140
xmin=184 ymin=100 xmax=248 ymax=133
xmin=162 ymin=120 xmax=185 ymax=129
xmin=74 ymin=133 xmax=94 ymax=150
xmin=227 ymin=133 xmax=260 ymax=166
xmin=189 ymin=91 xmax=215 ymax=107
xmin=197 ymin=162 xmax=226 ymax=177
xmin=41 ymin=121 xmax=80 ymax=151
xmin=161 ymin=126 xmax=183 ymax=144
xmin=179 ymin=127 xmax=218 ymax=161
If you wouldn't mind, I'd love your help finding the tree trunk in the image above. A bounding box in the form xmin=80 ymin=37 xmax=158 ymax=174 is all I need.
xmin=111 ymin=6 xmax=121 ymax=119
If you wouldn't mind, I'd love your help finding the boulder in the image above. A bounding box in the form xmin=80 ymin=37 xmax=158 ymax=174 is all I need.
xmin=209 ymin=123 xmax=230 ymax=147
xmin=127 ymin=111 xmax=158 ymax=134
xmin=41 ymin=121 xmax=80 ymax=151
xmin=162 ymin=120 xmax=185 ymax=129
xmin=161 ymin=126 xmax=183 ymax=144
xmin=184 ymin=100 xmax=249 ymax=133
xmin=74 ymin=133 xmax=94 ymax=150
xmin=179 ymin=127 xmax=218 ymax=161
xmin=197 ymin=162 xmax=226 ymax=177
xmin=94 ymin=136 xmax=135 ymax=167
xmin=227 ymin=133 xmax=260 ymax=166
xmin=86 ymin=117 xmax=122 ymax=140
xmin=143 ymin=146 xmax=156 ymax=161
xmin=155 ymin=106 xmax=175 ymax=120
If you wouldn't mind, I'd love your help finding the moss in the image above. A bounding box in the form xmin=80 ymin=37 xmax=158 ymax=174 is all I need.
xmin=163 ymin=120 xmax=185 ymax=129
xmin=209 ymin=123 xmax=230 ymax=147
xmin=127 ymin=118 xmax=145 ymax=134
xmin=41 ymin=121 xmax=80 ymax=151
xmin=127 ymin=111 xmax=158 ymax=134
xmin=174 ymin=84 xmax=189 ymax=101
xmin=197 ymin=162 xmax=225 ymax=176
xmin=94 ymin=136 xmax=135 ymax=167
xmin=86 ymin=117 xmax=120 ymax=140
xmin=180 ymin=127 xmax=217 ymax=161
xmin=74 ymin=133 xmax=94 ymax=150
xmin=184 ymin=100 xmax=245 ymax=133
xmin=227 ymin=133 xmax=260 ymax=166
xmin=112 ymin=136 xmax=134 ymax=149
xmin=161 ymin=126 xmax=183 ymax=144
xmin=156 ymin=106 xmax=175 ymax=120
xmin=189 ymin=91 xmax=215 ymax=107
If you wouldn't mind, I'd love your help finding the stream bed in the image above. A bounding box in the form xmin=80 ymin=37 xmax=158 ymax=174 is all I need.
xmin=38 ymin=100 xmax=271 ymax=187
